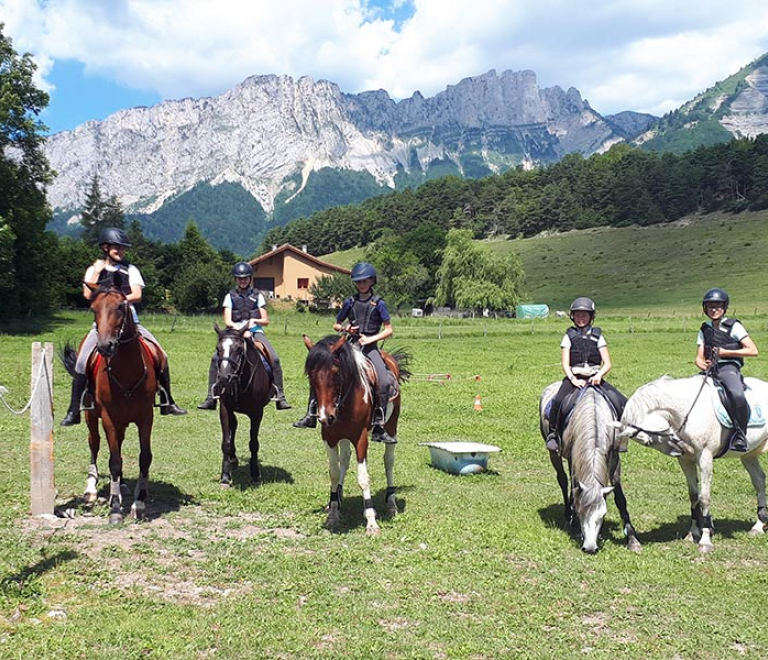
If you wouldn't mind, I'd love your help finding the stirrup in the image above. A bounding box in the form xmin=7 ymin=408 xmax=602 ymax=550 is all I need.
xmin=545 ymin=432 xmax=559 ymax=452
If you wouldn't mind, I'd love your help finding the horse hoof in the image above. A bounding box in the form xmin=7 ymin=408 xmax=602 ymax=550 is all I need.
xmin=83 ymin=492 xmax=97 ymax=505
xmin=220 ymin=481 xmax=231 ymax=489
xmin=130 ymin=502 xmax=145 ymax=520
xmin=384 ymin=504 xmax=398 ymax=520
xmin=109 ymin=512 xmax=123 ymax=525
xmin=366 ymin=525 xmax=381 ymax=537
xmin=628 ymin=539 xmax=642 ymax=553
xmin=699 ymin=543 xmax=714 ymax=554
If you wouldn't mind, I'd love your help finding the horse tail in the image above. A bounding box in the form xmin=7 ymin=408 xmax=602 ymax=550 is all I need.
xmin=59 ymin=342 xmax=78 ymax=379
xmin=389 ymin=347 xmax=413 ymax=382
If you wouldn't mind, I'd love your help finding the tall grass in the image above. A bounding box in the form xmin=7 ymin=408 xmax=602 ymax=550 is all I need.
xmin=1 ymin=309 xmax=768 ymax=658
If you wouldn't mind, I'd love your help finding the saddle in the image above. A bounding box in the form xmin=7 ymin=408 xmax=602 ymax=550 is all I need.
xmin=548 ymin=385 xmax=622 ymax=440
xmin=711 ymin=384 xmax=765 ymax=429
xmin=361 ymin=352 xmax=399 ymax=403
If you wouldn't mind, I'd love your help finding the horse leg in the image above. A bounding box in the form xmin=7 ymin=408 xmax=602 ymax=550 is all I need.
xmin=609 ymin=455 xmax=641 ymax=552
xmin=549 ymin=450 xmax=571 ymax=523
xmin=337 ymin=439 xmax=351 ymax=504
xmin=84 ymin=414 xmax=100 ymax=505
xmin=219 ymin=406 xmax=235 ymax=487
xmin=740 ymin=455 xmax=768 ymax=535
xmin=325 ymin=442 xmax=342 ymax=529
xmin=248 ymin=409 xmax=264 ymax=485
xmin=696 ymin=450 xmax=715 ymax=553
xmin=678 ymin=456 xmax=703 ymax=545
xmin=353 ymin=433 xmax=379 ymax=536
xmin=106 ymin=425 xmax=125 ymax=524
xmin=130 ymin=418 xmax=153 ymax=520
xmin=383 ymin=443 xmax=397 ymax=519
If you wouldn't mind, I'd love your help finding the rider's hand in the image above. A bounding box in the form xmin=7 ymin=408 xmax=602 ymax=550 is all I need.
xmin=571 ymin=376 xmax=585 ymax=389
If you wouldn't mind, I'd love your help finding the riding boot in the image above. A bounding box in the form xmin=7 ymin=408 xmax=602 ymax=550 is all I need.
xmin=197 ymin=356 xmax=218 ymax=410
xmin=730 ymin=427 xmax=749 ymax=452
xmin=371 ymin=405 xmax=395 ymax=444
xmin=158 ymin=368 xmax=187 ymax=416
xmin=60 ymin=373 xmax=87 ymax=426
xmin=545 ymin=429 xmax=560 ymax=452
xmin=293 ymin=395 xmax=317 ymax=428
xmin=271 ymin=363 xmax=292 ymax=410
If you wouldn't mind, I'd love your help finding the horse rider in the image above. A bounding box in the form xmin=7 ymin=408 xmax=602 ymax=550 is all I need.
xmin=197 ymin=261 xmax=292 ymax=411
xmin=545 ymin=297 xmax=626 ymax=452
xmin=695 ymin=287 xmax=758 ymax=453
xmin=294 ymin=261 xmax=395 ymax=443
xmin=61 ymin=227 xmax=187 ymax=426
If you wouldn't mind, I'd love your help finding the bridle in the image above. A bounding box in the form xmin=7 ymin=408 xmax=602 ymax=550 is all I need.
xmin=217 ymin=334 xmax=258 ymax=395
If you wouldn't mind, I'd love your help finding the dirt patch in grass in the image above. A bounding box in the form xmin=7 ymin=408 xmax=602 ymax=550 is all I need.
xmin=21 ymin=504 xmax=304 ymax=607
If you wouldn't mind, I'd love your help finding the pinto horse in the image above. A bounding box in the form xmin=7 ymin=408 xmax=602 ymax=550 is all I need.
xmin=303 ymin=334 xmax=410 ymax=535
xmin=214 ymin=324 xmax=272 ymax=486
xmin=62 ymin=284 xmax=158 ymax=523
xmin=540 ymin=382 xmax=641 ymax=553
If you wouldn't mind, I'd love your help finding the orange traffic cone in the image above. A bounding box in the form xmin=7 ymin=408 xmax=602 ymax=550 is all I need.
xmin=474 ymin=394 xmax=483 ymax=411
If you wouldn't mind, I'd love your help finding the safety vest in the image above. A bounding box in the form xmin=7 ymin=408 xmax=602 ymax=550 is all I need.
xmin=346 ymin=294 xmax=383 ymax=336
xmin=567 ymin=326 xmax=602 ymax=367
xmin=701 ymin=318 xmax=744 ymax=367
xmin=230 ymin=287 xmax=262 ymax=323
xmin=97 ymin=262 xmax=132 ymax=296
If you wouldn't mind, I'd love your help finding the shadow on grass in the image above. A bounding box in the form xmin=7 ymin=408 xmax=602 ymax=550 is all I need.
xmin=632 ymin=514 xmax=754 ymax=544
xmin=312 ymin=484 xmax=417 ymax=534
xmin=0 ymin=549 xmax=79 ymax=595
xmin=226 ymin=462 xmax=294 ymax=490
xmin=58 ymin=479 xmax=198 ymax=522
xmin=0 ymin=314 xmax=86 ymax=336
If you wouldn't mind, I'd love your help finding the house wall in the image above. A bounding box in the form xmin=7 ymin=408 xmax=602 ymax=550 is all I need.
xmin=251 ymin=251 xmax=343 ymax=301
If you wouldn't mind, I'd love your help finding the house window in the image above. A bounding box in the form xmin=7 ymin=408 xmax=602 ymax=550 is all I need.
xmin=297 ymin=278 xmax=309 ymax=289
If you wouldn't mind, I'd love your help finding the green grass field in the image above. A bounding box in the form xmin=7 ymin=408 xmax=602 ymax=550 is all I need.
xmin=2 ymin=307 xmax=768 ymax=659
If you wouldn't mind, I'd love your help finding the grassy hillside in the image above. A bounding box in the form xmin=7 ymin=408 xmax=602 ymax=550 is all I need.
xmin=325 ymin=210 xmax=768 ymax=316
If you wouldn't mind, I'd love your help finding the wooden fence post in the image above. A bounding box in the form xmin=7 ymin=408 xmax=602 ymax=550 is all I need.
xmin=30 ymin=342 xmax=55 ymax=516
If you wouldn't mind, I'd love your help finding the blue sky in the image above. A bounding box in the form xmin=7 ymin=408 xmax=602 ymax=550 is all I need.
xmin=2 ymin=0 xmax=768 ymax=135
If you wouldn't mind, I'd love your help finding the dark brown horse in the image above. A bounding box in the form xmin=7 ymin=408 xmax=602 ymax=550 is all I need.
xmin=303 ymin=334 xmax=410 ymax=535
xmin=63 ymin=285 xmax=158 ymax=523
xmin=214 ymin=324 xmax=272 ymax=486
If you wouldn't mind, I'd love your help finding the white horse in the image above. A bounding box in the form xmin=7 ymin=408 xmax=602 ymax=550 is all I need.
xmin=540 ymin=382 xmax=641 ymax=553
xmin=614 ymin=374 xmax=768 ymax=553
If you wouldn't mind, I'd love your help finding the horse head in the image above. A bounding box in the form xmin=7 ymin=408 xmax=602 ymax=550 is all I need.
xmin=573 ymin=480 xmax=614 ymax=554
xmin=215 ymin=323 xmax=250 ymax=394
xmin=89 ymin=285 xmax=132 ymax=358
xmin=304 ymin=334 xmax=368 ymax=427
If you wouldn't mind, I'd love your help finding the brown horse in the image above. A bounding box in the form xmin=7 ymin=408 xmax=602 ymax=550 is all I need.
xmin=63 ymin=284 xmax=158 ymax=523
xmin=303 ymin=334 xmax=410 ymax=535
xmin=214 ymin=324 xmax=272 ymax=486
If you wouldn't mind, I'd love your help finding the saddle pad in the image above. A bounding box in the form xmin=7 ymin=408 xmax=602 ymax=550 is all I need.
xmin=713 ymin=386 xmax=765 ymax=428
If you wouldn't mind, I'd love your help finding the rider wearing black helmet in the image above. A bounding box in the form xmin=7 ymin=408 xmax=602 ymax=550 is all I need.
xmin=60 ymin=227 xmax=187 ymax=426
xmin=293 ymin=261 xmax=396 ymax=443
xmin=545 ymin=297 xmax=626 ymax=452
xmin=197 ymin=262 xmax=291 ymax=411
xmin=695 ymin=288 xmax=758 ymax=452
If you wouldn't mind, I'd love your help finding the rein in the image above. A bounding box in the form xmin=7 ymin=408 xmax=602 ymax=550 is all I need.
xmin=218 ymin=336 xmax=259 ymax=397
xmin=101 ymin=298 xmax=148 ymax=398
xmin=679 ymin=366 xmax=718 ymax=433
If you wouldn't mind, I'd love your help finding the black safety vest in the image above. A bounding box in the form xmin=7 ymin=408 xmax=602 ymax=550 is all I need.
xmin=346 ymin=294 xmax=383 ymax=336
xmin=230 ymin=287 xmax=262 ymax=323
xmin=701 ymin=318 xmax=744 ymax=367
xmin=97 ymin=262 xmax=132 ymax=296
xmin=567 ymin=326 xmax=603 ymax=367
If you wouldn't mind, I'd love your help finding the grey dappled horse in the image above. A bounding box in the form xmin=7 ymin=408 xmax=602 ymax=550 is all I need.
xmin=614 ymin=374 xmax=768 ymax=553
xmin=540 ymin=382 xmax=641 ymax=553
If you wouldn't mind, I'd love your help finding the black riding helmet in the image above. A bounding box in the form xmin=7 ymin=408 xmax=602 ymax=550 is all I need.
xmin=351 ymin=262 xmax=377 ymax=283
xmin=702 ymin=287 xmax=729 ymax=310
xmin=570 ymin=296 xmax=596 ymax=320
xmin=98 ymin=227 xmax=132 ymax=248
xmin=232 ymin=261 xmax=253 ymax=278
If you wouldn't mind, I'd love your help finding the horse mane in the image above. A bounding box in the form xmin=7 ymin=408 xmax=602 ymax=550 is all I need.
xmin=567 ymin=388 xmax=612 ymax=492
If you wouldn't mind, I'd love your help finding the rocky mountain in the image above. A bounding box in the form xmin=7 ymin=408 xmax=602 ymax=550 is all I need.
xmin=636 ymin=53 xmax=768 ymax=153
xmin=44 ymin=69 xmax=649 ymax=252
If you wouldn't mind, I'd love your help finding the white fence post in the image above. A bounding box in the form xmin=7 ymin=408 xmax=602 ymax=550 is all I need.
xmin=30 ymin=342 xmax=55 ymax=516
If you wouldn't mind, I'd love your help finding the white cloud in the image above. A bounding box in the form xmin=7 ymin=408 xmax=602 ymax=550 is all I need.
xmin=2 ymin=0 xmax=768 ymax=118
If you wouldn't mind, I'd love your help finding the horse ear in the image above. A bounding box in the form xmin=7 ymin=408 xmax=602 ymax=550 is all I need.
xmin=331 ymin=335 xmax=347 ymax=353
xmin=214 ymin=323 xmax=223 ymax=336
xmin=303 ymin=334 xmax=314 ymax=351
xmin=601 ymin=486 xmax=615 ymax=497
